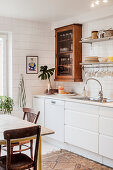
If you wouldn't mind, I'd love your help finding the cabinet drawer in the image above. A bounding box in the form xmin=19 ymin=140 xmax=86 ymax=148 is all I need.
xmin=65 ymin=110 xmax=98 ymax=132
xmin=65 ymin=125 xmax=98 ymax=153
xmin=99 ymin=135 xmax=113 ymax=160
xmin=99 ymin=106 xmax=113 ymax=118
xmin=99 ymin=117 xmax=113 ymax=137
xmin=45 ymin=98 xmax=64 ymax=106
xmin=65 ymin=102 xmax=99 ymax=115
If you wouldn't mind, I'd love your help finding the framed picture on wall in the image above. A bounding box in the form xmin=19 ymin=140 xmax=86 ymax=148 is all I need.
xmin=26 ymin=56 xmax=38 ymax=74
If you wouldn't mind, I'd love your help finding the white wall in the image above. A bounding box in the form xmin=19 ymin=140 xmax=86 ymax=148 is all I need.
xmin=56 ymin=16 xmax=113 ymax=99
xmin=0 ymin=16 xmax=55 ymax=117
xmin=1 ymin=15 xmax=113 ymax=117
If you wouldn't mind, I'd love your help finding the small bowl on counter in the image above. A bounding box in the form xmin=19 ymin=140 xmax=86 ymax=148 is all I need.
xmin=98 ymin=57 xmax=108 ymax=63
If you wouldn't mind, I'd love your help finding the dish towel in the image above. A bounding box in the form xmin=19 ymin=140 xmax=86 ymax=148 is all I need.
xmin=18 ymin=74 xmax=26 ymax=108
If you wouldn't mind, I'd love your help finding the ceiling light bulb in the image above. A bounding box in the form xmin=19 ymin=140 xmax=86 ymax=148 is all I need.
xmin=103 ymin=0 xmax=108 ymax=3
xmin=91 ymin=3 xmax=95 ymax=7
xmin=95 ymin=0 xmax=100 ymax=5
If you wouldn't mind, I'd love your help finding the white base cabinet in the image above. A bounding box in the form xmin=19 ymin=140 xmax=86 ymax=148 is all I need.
xmin=65 ymin=125 xmax=98 ymax=153
xmin=33 ymin=96 xmax=113 ymax=167
xmin=65 ymin=110 xmax=98 ymax=132
xmin=45 ymin=99 xmax=64 ymax=142
xmin=99 ymin=106 xmax=113 ymax=160
xmin=65 ymin=101 xmax=99 ymax=153
xmin=33 ymin=97 xmax=45 ymax=126
xmin=99 ymin=135 xmax=113 ymax=160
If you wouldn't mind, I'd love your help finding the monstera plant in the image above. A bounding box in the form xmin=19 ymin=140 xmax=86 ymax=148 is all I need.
xmin=38 ymin=65 xmax=55 ymax=89
xmin=0 ymin=96 xmax=13 ymax=114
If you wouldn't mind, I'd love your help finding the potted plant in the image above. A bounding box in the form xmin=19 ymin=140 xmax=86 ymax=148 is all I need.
xmin=38 ymin=65 xmax=57 ymax=94
xmin=0 ymin=96 xmax=13 ymax=114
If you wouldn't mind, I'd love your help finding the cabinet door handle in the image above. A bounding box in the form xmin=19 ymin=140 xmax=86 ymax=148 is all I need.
xmin=51 ymin=100 xmax=56 ymax=104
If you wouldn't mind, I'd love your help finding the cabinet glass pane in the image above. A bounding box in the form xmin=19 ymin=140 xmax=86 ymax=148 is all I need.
xmin=57 ymin=30 xmax=73 ymax=76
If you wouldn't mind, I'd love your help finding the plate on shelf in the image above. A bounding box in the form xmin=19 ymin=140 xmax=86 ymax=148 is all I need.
xmin=54 ymin=93 xmax=77 ymax=96
xmin=84 ymin=60 xmax=99 ymax=63
xmin=85 ymin=56 xmax=98 ymax=60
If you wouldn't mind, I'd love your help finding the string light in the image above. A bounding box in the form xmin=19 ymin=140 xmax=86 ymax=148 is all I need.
xmin=95 ymin=0 xmax=100 ymax=5
xmin=90 ymin=0 xmax=109 ymax=8
xmin=103 ymin=0 xmax=108 ymax=3
xmin=91 ymin=2 xmax=95 ymax=7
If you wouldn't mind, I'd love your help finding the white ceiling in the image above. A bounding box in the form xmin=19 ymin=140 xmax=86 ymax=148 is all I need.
xmin=0 ymin=0 xmax=113 ymax=23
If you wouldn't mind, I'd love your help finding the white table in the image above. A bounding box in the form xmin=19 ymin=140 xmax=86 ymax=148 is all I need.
xmin=0 ymin=114 xmax=54 ymax=170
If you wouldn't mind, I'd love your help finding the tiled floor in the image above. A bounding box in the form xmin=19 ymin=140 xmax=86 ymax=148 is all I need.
xmin=42 ymin=150 xmax=113 ymax=170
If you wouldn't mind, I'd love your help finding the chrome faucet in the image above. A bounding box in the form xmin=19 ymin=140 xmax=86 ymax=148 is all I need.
xmin=84 ymin=78 xmax=103 ymax=102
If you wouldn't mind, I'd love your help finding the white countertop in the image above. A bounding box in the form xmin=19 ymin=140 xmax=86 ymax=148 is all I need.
xmin=33 ymin=94 xmax=113 ymax=108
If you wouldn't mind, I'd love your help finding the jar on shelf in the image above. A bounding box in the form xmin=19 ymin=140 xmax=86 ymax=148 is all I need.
xmin=92 ymin=31 xmax=98 ymax=39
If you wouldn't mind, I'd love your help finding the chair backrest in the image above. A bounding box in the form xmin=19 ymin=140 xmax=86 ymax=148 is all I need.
xmin=4 ymin=126 xmax=41 ymax=170
xmin=23 ymin=108 xmax=40 ymax=124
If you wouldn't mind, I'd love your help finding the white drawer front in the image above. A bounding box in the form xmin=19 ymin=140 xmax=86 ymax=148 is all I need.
xmin=99 ymin=106 xmax=113 ymax=118
xmin=65 ymin=110 xmax=98 ymax=132
xmin=65 ymin=102 xmax=99 ymax=115
xmin=99 ymin=135 xmax=113 ymax=160
xmin=45 ymin=98 xmax=64 ymax=106
xmin=65 ymin=125 xmax=98 ymax=153
xmin=99 ymin=117 xmax=113 ymax=137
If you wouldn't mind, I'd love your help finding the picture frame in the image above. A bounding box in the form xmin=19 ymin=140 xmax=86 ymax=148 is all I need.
xmin=26 ymin=56 xmax=38 ymax=74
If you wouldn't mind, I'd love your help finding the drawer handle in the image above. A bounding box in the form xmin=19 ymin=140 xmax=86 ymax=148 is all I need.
xmin=51 ymin=101 xmax=56 ymax=104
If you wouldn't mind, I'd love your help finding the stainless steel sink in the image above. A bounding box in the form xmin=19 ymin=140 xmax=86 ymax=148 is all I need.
xmin=68 ymin=96 xmax=113 ymax=103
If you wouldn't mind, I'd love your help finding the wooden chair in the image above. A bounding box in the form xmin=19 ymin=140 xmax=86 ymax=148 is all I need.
xmin=0 ymin=126 xmax=41 ymax=170
xmin=0 ymin=108 xmax=40 ymax=159
xmin=23 ymin=108 xmax=40 ymax=124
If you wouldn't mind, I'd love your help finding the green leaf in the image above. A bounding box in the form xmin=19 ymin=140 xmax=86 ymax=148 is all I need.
xmin=38 ymin=65 xmax=55 ymax=81
xmin=0 ymin=96 xmax=13 ymax=114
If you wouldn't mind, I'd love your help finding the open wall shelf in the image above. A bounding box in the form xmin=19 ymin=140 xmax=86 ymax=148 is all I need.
xmin=80 ymin=36 xmax=113 ymax=44
xmin=80 ymin=62 xmax=113 ymax=69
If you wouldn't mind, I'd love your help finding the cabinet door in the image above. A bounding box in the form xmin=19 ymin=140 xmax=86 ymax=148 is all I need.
xmin=99 ymin=135 xmax=113 ymax=159
xmin=55 ymin=24 xmax=82 ymax=82
xmin=65 ymin=110 xmax=98 ymax=132
xmin=65 ymin=102 xmax=99 ymax=115
xmin=33 ymin=97 xmax=45 ymax=126
xmin=65 ymin=125 xmax=98 ymax=153
xmin=99 ymin=117 xmax=113 ymax=137
xmin=45 ymin=99 xmax=64 ymax=142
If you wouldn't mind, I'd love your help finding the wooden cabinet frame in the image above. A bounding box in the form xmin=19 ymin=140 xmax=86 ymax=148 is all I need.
xmin=55 ymin=24 xmax=82 ymax=82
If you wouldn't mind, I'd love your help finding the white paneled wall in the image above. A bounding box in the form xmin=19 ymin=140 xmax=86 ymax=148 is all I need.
xmin=56 ymin=16 xmax=113 ymax=99
xmin=1 ymin=15 xmax=113 ymax=117
xmin=0 ymin=16 xmax=55 ymax=117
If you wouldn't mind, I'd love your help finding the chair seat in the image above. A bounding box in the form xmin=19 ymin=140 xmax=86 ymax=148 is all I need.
xmin=0 ymin=153 xmax=34 ymax=170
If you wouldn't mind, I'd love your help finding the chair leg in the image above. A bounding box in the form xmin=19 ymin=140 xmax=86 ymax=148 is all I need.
xmin=11 ymin=146 xmax=13 ymax=154
xmin=30 ymin=140 xmax=33 ymax=159
xmin=19 ymin=145 xmax=22 ymax=153
xmin=34 ymin=166 xmax=37 ymax=170
xmin=0 ymin=145 xmax=1 ymax=156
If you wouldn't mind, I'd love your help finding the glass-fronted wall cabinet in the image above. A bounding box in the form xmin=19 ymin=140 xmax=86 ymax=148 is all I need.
xmin=55 ymin=24 xmax=82 ymax=82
